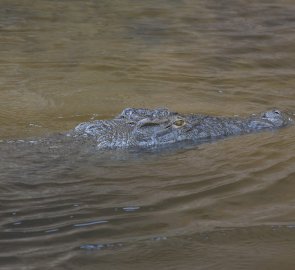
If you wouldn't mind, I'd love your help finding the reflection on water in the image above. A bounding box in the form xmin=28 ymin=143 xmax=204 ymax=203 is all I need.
xmin=1 ymin=0 xmax=295 ymax=269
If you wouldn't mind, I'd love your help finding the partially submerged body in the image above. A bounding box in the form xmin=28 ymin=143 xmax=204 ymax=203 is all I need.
xmin=72 ymin=108 xmax=293 ymax=149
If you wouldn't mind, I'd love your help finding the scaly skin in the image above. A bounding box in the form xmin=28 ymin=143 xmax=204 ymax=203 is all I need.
xmin=73 ymin=108 xmax=293 ymax=149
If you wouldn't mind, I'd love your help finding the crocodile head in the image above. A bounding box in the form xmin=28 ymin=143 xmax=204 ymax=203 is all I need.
xmin=73 ymin=108 xmax=293 ymax=149
xmin=128 ymin=108 xmax=293 ymax=147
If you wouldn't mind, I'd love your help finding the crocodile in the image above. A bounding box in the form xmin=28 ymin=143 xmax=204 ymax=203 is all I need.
xmin=72 ymin=108 xmax=293 ymax=149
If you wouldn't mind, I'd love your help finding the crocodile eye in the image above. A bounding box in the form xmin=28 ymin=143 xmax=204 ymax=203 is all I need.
xmin=173 ymin=119 xmax=185 ymax=127
xmin=274 ymin=110 xmax=280 ymax=115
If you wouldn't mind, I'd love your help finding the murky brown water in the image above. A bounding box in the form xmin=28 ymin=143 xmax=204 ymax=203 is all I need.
xmin=1 ymin=0 xmax=295 ymax=269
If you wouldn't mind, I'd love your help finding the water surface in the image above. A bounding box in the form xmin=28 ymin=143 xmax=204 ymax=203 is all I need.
xmin=1 ymin=1 xmax=295 ymax=269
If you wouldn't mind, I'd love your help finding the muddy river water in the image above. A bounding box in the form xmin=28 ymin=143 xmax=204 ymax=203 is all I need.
xmin=1 ymin=1 xmax=295 ymax=269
